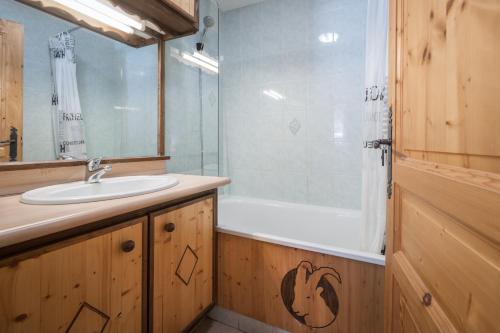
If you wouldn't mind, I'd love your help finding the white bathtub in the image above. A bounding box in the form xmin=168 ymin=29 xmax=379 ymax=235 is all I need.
xmin=217 ymin=196 xmax=385 ymax=266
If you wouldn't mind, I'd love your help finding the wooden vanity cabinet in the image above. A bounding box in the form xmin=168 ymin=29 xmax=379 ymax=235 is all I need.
xmin=0 ymin=217 xmax=145 ymax=333
xmin=150 ymin=196 xmax=215 ymax=333
xmin=0 ymin=192 xmax=217 ymax=333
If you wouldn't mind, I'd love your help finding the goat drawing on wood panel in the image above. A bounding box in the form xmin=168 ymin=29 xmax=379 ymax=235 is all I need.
xmin=281 ymin=261 xmax=341 ymax=329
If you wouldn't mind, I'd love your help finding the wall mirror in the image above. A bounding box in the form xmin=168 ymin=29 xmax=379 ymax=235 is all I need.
xmin=0 ymin=0 xmax=198 ymax=167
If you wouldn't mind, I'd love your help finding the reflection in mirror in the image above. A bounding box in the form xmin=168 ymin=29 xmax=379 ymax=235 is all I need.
xmin=165 ymin=0 xmax=219 ymax=177
xmin=0 ymin=0 xmax=158 ymax=163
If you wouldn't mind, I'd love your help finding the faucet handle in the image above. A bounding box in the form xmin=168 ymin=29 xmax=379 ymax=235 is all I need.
xmin=87 ymin=157 xmax=103 ymax=171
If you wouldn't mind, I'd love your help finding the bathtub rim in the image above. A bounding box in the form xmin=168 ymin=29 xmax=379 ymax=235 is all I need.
xmin=216 ymin=226 xmax=386 ymax=266
xmin=217 ymin=195 xmax=385 ymax=266
xmin=218 ymin=195 xmax=363 ymax=218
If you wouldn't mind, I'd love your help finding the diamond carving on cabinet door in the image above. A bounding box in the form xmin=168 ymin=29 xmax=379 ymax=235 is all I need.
xmin=65 ymin=302 xmax=110 ymax=333
xmin=175 ymin=245 xmax=199 ymax=286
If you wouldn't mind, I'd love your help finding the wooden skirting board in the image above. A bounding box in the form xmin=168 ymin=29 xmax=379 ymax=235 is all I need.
xmin=217 ymin=233 xmax=385 ymax=333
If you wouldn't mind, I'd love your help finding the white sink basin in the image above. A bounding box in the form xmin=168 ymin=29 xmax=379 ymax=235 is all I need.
xmin=21 ymin=175 xmax=179 ymax=205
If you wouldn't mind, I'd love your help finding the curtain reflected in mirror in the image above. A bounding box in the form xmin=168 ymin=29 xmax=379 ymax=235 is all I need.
xmin=0 ymin=0 xmax=158 ymax=163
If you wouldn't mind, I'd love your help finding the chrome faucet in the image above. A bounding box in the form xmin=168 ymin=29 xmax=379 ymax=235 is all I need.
xmin=86 ymin=157 xmax=112 ymax=183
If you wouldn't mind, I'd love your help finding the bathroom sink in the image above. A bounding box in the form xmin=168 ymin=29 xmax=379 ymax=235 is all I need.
xmin=20 ymin=175 xmax=179 ymax=205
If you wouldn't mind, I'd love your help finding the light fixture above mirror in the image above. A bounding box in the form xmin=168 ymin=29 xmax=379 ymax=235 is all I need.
xmin=17 ymin=0 xmax=199 ymax=47
xmin=52 ymin=0 xmax=144 ymax=34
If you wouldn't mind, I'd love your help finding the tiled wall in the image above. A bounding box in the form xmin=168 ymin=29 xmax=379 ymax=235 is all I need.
xmin=220 ymin=0 xmax=367 ymax=209
xmin=0 ymin=0 xmax=157 ymax=161
xmin=165 ymin=0 xmax=219 ymax=176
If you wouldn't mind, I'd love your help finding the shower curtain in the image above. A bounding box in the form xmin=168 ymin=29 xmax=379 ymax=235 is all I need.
xmin=361 ymin=0 xmax=389 ymax=254
xmin=49 ymin=32 xmax=87 ymax=159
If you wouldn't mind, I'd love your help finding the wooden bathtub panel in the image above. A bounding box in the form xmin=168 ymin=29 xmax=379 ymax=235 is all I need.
xmin=217 ymin=233 xmax=385 ymax=333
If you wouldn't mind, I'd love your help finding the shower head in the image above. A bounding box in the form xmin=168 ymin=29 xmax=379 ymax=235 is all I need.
xmin=197 ymin=16 xmax=215 ymax=52
xmin=203 ymin=16 xmax=215 ymax=28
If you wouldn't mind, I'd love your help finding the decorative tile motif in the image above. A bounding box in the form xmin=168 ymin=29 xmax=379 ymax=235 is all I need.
xmin=209 ymin=90 xmax=217 ymax=107
xmin=66 ymin=302 xmax=110 ymax=333
xmin=288 ymin=118 xmax=301 ymax=135
xmin=175 ymin=245 xmax=199 ymax=286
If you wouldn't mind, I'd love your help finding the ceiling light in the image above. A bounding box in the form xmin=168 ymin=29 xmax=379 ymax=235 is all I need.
xmin=318 ymin=32 xmax=339 ymax=44
xmin=182 ymin=53 xmax=219 ymax=73
xmin=114 ymin=106 xmax=140 ymax=111
xmin=82 ymin=0 xmax=144 ymax=30
xmin=193 ymin=52 xmax=219 ymax=68
xmin=53 ymin=0 xmax=138 ymax=34
xmin=263 ymin=89 xmax=285 ymax=101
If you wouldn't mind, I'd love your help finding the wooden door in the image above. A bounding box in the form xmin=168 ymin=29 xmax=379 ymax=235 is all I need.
xmin=0 ymin=218 xmax=144 ymax=333
xmin=386 ymin=1 xmax=500 ymax=333
xmin=0 ymin=19 xmax=23 ymax=162
xmin=151 ymin=196 xmax=214 ymax=333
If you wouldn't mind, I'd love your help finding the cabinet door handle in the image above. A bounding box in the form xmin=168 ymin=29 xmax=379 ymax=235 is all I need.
xmin=121 ymin=240 xmax=136 ymax=253
xmin=422 ymin=292 xmax=432 ymax=307
xmin=164 ymin=223 xmax=176 ymax=232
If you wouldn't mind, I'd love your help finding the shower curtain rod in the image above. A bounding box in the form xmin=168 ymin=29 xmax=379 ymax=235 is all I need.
xmin=62 ymin=26 xmax=81 ymax=35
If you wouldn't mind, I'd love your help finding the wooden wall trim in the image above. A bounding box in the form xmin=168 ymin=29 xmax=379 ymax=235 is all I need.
xmin=158 ymin=41 xmax=166 ymax=156
xmin=0 ymin=155 xmax=170 ymax=171
xmin=0 ymin=159 xmax=168 ymax=196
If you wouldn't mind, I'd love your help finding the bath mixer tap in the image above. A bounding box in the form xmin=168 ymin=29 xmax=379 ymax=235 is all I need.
xmin=86 ymin=157 xmax=112 ymax=183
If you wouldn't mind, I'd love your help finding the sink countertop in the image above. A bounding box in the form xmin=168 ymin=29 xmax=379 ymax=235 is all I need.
xmin=0 ymin=174 xmax=230 ymax=249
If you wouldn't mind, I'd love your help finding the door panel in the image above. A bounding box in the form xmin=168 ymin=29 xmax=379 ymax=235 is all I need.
xmin=393 ymin=253 xmax=456 ymax=333
xmin=386 ymin=0 xmax=500 ymax=332
xmin=0 ymin=19 xmax=23 ymax=162
xmin=400 ymin=298 xmax=422 ymax=333
xmin=400 ymin=190 xmax=500 ymax=332
xmin=151 ymin=197 xmax=214 ymax=333
xmin=401 ymin=0 xmax=500 ymax=167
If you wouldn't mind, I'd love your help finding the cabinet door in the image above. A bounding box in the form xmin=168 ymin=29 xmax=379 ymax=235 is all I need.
xmin=165 ymin=0 xmax=196 ymax=18
xmin=386 ymin=0 xmax=500 ymax=332
xmin=151 ymin=197 xmax=214 ymax=333
xmin=0 ymin=218 xmax=144 ymax=333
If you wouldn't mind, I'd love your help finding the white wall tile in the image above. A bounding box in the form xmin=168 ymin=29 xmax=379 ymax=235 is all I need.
xmin=221 ymin=0 xmax=367 ymax=209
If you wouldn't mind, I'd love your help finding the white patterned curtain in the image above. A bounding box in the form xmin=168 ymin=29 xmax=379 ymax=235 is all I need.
xmin=49 ymin=32 xmax=87 ymax=159
xmin=361 ymin=0 xmax=389 ymax=254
